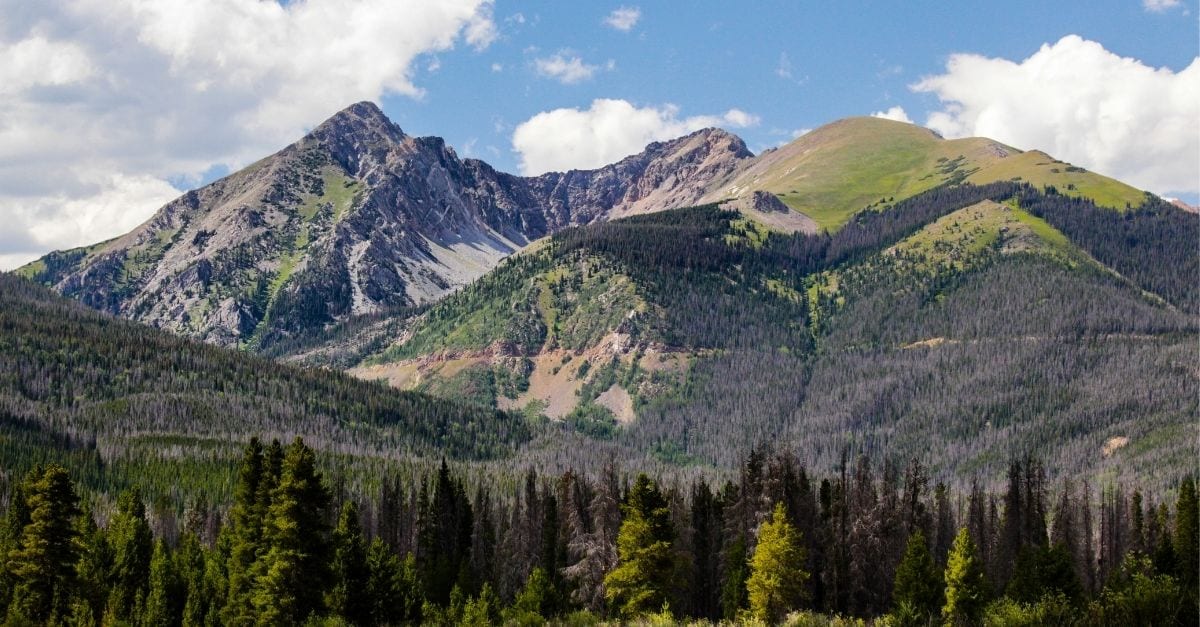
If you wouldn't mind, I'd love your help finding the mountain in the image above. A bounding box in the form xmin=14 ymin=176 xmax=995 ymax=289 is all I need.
xmin=19 ymin=104 xmax=1156 ymax=355
xmin=699 ymin=116 xmax=1147 ymax=230
xmin=0 ymin=271 xmax=529 ymax=501
xmin=15 ymin=102 xmax=751 ymax=349
xmin=341 ymin=183 xmax=1197 ymax=488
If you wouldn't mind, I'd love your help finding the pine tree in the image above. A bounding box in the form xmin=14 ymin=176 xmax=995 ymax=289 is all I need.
xmin=222 ymin=438 xmax=264 ymax=626
xmin=0 ymin=480 xmax=30 ymax=613
xmin=942 ymin=527 xmax=987 ymax=626
xmin=604 ymin=473 xmax=680 ymax=618
xmin=107 ymin=487 xmax=154 ymax=622
xmin=143 ymin=539 xmax=183 ymax=626
xmin=746 ymin=503 xmax=809 ymax=624
xmin=328 ymin=501 xmax=371 ymax=625
xmin=73 ymin=507 xmax=111 ymax=625
xmin=1175 ymin=476 xmax=1198 ymax=625
xmin=251 ymin=437 xmax=332 ymax=624
xmin=6 ymin=465 xmax=81 ymax=623
xmin=892 ymin=530 xmax=942 ymax=624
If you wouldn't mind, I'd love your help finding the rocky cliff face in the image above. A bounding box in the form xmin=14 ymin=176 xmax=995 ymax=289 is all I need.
xmin=24 ymin=102 xmax=755 ymax=348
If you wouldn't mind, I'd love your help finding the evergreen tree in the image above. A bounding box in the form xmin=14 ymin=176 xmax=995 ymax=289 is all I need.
xmin=6 ymin=465 xmax=81 ymax=623
xmin=222 ymin=438 xmax=265 ymax=626
xmin=73 ymin=507 xmax=111 ymax=625
xmin=942 ymin=527 xmax=987 ymax=626
xmin=107 ymin=487 xmax=154 ymax=622
xmin=1175 ymin=476 xmax=1198 ymax=624
xmin=604 ymin=474 xmax=680 ymax=618
xmin=0 ymin=480 xmax=30 ymax=613
xmin=892 ymin=530 xmax=942 ymax=624
xmin=328 ymin=501 xmax=371 ymax=625
xmin=746 ymin=503 xmax=809 ymax=624
xmin=366 ymin=540 xmax=423 ymax=625
xmin=143 ymin=539 xmax=183 ymax=626
xmin=251 ymin=437 xmax=332 ymax=624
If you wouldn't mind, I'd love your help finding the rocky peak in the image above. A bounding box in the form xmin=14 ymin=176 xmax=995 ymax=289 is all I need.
xmin=303 ymin=101 xmax=407 ymax=176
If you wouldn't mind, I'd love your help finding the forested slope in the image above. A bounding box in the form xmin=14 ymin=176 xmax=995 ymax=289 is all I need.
xmin=0 ymin=274 xmax=528 ymax=502
xmin=348 ymin=184 xmax=1198 ymax=491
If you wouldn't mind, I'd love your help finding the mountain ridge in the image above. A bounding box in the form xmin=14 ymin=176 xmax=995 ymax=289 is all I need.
xmin=16 ymin=102 xmax=1153 ymax=351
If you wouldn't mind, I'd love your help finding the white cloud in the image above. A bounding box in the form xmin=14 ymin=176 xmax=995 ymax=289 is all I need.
xmin=603 ymin=7 xmax=641 ymax=31
xmin=0 ymin=0 xmax=496 ymax=270
xmin=511 ymin=98 xmax=758 ymax=175
xmin=776 ymin=52 xmax=793 ymax=80
xmin=912 ymin=35 xmax=1200 ymax=195
xmin=1143 ymin=0 xmax=1181 ymax=11
xmin=870 ymin=106 xmax=913 ymax=123
xmin=535 ymin=52 xmax=600 ymax=84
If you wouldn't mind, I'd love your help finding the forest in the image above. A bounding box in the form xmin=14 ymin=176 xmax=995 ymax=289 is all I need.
xmin=0 ymin=440 xmax=1195 ymax=625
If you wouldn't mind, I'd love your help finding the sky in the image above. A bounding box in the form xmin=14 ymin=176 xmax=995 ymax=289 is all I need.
xmin=0 ymin=0 xmax=1197 ymax=270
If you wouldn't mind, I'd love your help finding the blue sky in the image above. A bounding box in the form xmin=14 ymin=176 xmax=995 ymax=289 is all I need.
xmin=381 ymin=1 xmax=1198 ymax=172
xmin=0 ymin=0 xmax=1196 ymax=269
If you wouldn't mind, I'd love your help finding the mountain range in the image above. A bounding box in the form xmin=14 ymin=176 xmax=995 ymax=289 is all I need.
xmin=8 ymin=101 xmax=1197 ymax=493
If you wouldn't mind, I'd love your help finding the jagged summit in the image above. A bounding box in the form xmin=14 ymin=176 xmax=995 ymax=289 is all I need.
xmin=20 ymin=102 xmax=755 ymax=348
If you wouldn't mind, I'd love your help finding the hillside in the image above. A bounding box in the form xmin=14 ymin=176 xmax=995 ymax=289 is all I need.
xmin=0 ymin=273 xmax=528 ymax=502
xmin=700 ymin=116 xmax=1147 ymax=229
xmin=340 ymin=183 xmax=1197 ymax=488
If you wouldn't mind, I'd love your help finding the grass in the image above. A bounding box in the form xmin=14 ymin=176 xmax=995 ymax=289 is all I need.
xmin=966 ymin=151 xmax=1145 ymax=210
xmin=727 ymin=117 xmax=1145 ymax=231
xmin=12 ymin=260 xmax=46 ymax=280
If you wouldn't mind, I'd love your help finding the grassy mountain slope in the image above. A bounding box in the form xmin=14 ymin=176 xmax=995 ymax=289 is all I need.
xmin=0 ymin=273 xmax=528 ymax=501
xmin=703 ymin=117 xmax=1146 ymax=230
xmin=343 ymin=183 xmax=1197 ymax=490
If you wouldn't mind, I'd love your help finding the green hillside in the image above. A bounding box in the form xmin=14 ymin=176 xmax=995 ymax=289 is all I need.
xmin=709 ymin=117 xmax=1147 ymax=230
xmin=0 ymin=274 xmax=529 ymax=503
xmin=345 ymin=183 xmax=1197 ymax=489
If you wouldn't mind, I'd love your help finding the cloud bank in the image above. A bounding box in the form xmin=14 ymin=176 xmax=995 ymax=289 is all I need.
xmin=512 ymin=99 xmax=758 ymax=175
xmin=0 ymin=0 xmax=496 ymax=269
xmin=913 ymin=35 xmax=1200 ymax=196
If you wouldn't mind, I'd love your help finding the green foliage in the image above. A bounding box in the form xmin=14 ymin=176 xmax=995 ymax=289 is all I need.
xmin=5 ymin=466 xmax=81 ymax=623
xmin=942 ymin=528 xmax=987 ymax=626
xmin=982 ymin=592 xmax=1077 ymax=627
xmin=892 ymin=531 xmax=942 ymax=625
xmin=1005 ymin=544 xmax=1082 ymax=605
xmin=327 ymin=501 xmax=370 ymax=625
xmin=250 ymin=438 xmax=332 ymax=624
xmin=746 ymin=503 xmax=810 ymax=623
xmin=107 ymin=487 xmax=153 ymax=621
xmin=605 ymin=474 xmax=680 ymax=618
xmin=1086 ymin=554 xmax=1183 ymax=625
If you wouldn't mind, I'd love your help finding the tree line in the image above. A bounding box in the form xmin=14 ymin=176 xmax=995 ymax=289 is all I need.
xmin=2 ymin=441 xmax=1195 ymax=625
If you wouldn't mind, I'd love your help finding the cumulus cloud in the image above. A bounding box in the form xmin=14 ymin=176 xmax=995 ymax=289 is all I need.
xmin=1143 ymin=0 xmax=1181 ymax=11
xmin=535 ymin=52 xmax=601 ymax=84
xmin=604 ymin=7 xmax=641 ymax=31
xmin=870 ymin=106 xmax=913 ymax=123
xmin=0 ymin=0 xmax=496 ymax=270
xmin=912 ymin=35 xmax=1200 ymax=196
xmin=512 ymin=98 xmax=759 ymax=175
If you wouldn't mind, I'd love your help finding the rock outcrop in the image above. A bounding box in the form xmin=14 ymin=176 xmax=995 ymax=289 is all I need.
xmin=25 ymin=102 xmax=755 ymax=348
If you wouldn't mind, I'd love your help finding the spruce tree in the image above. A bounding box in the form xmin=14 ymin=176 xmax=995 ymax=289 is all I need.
xmin=1175 ymin=476 xmax=1198 ymax=625
xmin=251 ymin=437 xmax=332 ymax=624
xmin=746 ymin=503 xmax=809 ymax=624
xmin=107 ymin=487 xmax=154 ymax=622
xmin=143 ymin=539 xmax=183 ymax=626
xmin=328 ymin=501 xmax=371 ymax=625
xmin=942 ymin=527 xmax=987 ymax=626
xmin=892 ymin=530 xmax=942 ymax=624
xmin=604 ymin=474 xmax=680 ymax=618
xmin=222 ymin=438 xmax=264 ymax=626
xmin=6 ymin=465 xmax=81 ymax=623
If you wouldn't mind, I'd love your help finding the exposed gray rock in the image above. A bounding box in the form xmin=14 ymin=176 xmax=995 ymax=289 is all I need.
xmin=27 ymin=102 xmax=757 ymax=349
